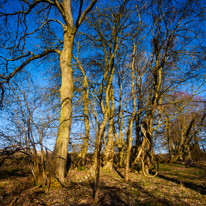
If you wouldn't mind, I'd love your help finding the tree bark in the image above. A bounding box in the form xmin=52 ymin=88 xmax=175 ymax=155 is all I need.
xmin=103 ymin=119 xmax=114 ymax=171
xmin=124 ymin=35 xmax=136 ymax=182
xmin=53 ymin=0 xmax=98 ymax=181
xmin=53 ymin=32 xmax=74 ymax=181
xmin=103 ymin=88 xmax=114 ymax=171
xmin=78 ymin=77 xmax=89 ymax=166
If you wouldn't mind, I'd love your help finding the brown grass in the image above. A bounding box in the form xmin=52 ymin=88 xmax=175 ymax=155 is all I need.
xmin=0 ymin=158 xmax=205 ymax=205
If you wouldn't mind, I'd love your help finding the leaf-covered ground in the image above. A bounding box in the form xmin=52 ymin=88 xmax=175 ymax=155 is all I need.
xmin=0 ymin=159 xmax=206 ymax=205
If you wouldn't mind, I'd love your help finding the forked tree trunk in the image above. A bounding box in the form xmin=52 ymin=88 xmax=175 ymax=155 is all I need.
xmin=170 ymin=131 xmax=184 ymax=163
xmin=52 ymin=0 xmax=98 ymax=182
xmin=170 ymin=149 xmax=183 ymax=163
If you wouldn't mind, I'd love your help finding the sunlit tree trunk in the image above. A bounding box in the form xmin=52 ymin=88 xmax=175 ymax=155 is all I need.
xmin=113 ymin=77 xmax=124 ymax=167
xmin=73 ymin=55 xmax=90 ymax=167
xmin=77 ymin=77 xmax=89 ymax=166
xmin=103 ymin=87 xmax=114 ymax=171
xmin=170 ymin=119 xmax=186 ymax=163
xmin=53 ymin=32 xmax=74 ymax=181
xmin=53 ymin=0 xmax=97 ymax=182
xmin=124 ymin=34 xmax=137 ymax=182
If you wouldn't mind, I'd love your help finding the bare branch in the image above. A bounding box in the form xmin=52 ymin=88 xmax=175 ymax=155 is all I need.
xmin=0 ymin=0 xmax=55 ymax=16
xmin=73 ymin=0 xmax=98 ymax=34
xmin=0 ymin=49 xmax=61 ymax=83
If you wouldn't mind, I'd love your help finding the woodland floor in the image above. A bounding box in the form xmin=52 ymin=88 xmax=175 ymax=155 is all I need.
xmin=0 ymin=157 xmax=206 ymax=206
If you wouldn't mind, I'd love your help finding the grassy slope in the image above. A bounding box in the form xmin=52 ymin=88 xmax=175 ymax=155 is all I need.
xmin=0 ymin=159 xmax=205 ymax=205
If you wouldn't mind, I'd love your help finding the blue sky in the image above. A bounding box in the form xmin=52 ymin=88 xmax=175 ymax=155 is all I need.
xmin=0 ymin=0 xmax=206 ymax=153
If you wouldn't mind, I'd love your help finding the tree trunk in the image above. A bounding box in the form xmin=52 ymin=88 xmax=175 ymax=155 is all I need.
xmin=124 ymin=34 xmax=136 ymax=182
xmin=77 ymin=77 xmax=89 ymax=167
xmin=170 ymin=150 xmax=182 ymax=163
xmin=170 ymin=117 xmax=195 ymax=163
xmin=53 ymin=33 xmax=74 ymax=182
xmin=135 ymin=114 xmax=141 ymax=147
xmin=183 ymin=144 xmax=192 ymax=162
xmin=125 ymin=131 xmax=133 ymax=181
xmin=118 ymin=146 xmax=124 ymax=167
xmin=170 ymin=138 xmax=184 ymax=163
xmin=103 ymin=118 xmax=114 ymax=171
xmin=90 ymin=119 xmax=107 ymax=175
xmin=31 ymin=157 xmax=46 ymax=185
xmin=103 ymin=88 xmax=114 ymax=171
xmin=94 ymin=141 xmax=102 ymax=204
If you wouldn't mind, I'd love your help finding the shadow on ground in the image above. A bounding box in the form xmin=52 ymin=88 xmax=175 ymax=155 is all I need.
xmin=157 ymin=173 xmax=206 ymax=195
xmin=0 ymin=168 xmax=30 ymax=179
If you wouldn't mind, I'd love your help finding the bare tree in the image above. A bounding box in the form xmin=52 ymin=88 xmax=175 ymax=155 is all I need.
xmin=0 ymin=78 xmax=58 ymax=184
xmin=162 ymin=92 xmax=206 ymax=163
xmin=0 ymin=0 xmax=98 ymax=181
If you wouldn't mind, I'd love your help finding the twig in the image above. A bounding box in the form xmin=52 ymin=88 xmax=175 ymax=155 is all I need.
xmin=49 ymin=198 xmax=67 ymax=205
xmin=9 ymin=197 xmax=19 ymax=206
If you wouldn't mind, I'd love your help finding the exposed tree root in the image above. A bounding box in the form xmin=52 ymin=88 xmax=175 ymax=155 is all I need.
xmin=138 ymin=157 xmax=158 ymax=177
xmin=53 ymin=172 xmax=69 ymax=188
xmin=9 ymin=188 xmax=45 ymax=206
